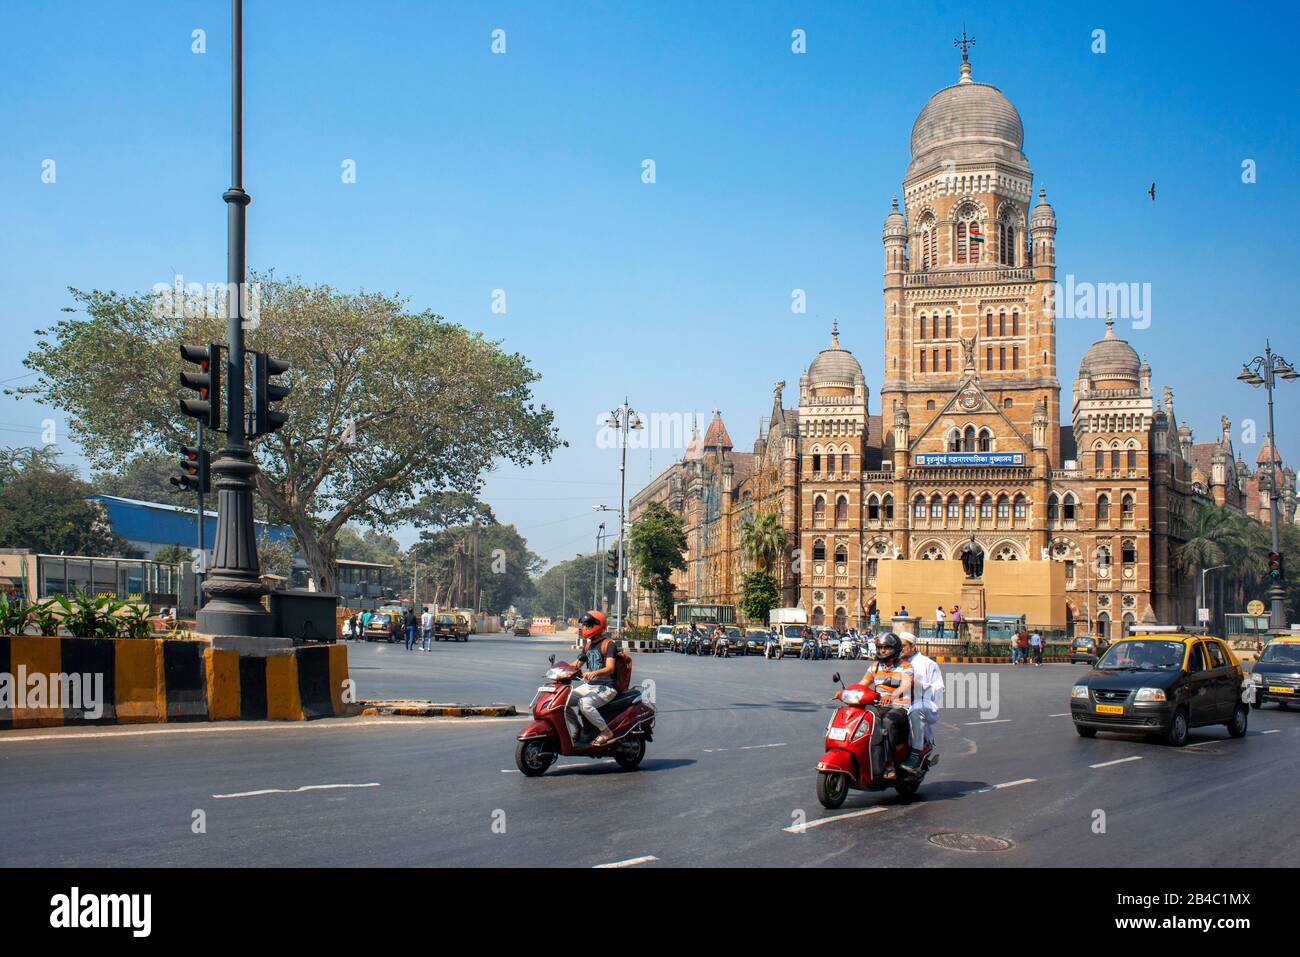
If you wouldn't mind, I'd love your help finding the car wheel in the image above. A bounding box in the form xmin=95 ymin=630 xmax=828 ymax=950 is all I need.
xmin=1226 ymin=702 xmax=1248 ymax=738
xmin=1164 ymin=707 xmax=1190 ymax=747
xmin=1075 ymin=724 xmax=1097 ymax=738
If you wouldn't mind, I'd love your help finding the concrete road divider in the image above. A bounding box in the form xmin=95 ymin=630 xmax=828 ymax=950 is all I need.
xmin=0 ymin=635 xmax=354 ymax=728
xmin=358 ymin=700 xmax=518 ymax=718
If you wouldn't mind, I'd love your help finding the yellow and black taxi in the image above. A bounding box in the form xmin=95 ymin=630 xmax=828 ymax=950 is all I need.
xmin=512 ymin=619 xmax=532 ymax=637
xmin=744 ymin=628 xmax=770 ymax=654
xmin=1069 ymin=629 xmax=1248 ymax=747
xmin=1249 ymin=637 xmax=1300 ymax=709
xmin=433 ymin=613 xmax=470 ymax=642
xmin=1068 ymin=634 xmax=1109 ymax=664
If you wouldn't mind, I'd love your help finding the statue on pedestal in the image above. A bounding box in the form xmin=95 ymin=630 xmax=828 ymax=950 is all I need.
xmin=960 ymin=534 xmax=984 ymax=579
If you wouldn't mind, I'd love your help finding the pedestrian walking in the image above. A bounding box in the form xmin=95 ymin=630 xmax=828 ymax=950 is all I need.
xmin=420 ymin=607 xmax=433 ymax=651
xmin=404 ymin=610 xmax=418 ymax=651
xmin=360 ymin=610 xmax=372 ymax=642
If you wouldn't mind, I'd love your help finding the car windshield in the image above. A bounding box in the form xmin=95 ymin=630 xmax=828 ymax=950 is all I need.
xmin=1096 ymin=640 xmax=1185 ymax=671
xmin=1260 ymin=643 xmax=1300 ymax=664
xmin=436 ymin=615 xmax=455 ymax=624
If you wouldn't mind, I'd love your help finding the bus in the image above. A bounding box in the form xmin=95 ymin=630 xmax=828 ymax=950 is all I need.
xmin=673 ymin=603 xmax=736 ymax=626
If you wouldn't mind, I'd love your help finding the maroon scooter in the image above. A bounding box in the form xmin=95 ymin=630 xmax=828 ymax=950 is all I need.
xmin=515 ymin=655 xmax=655 ymax=776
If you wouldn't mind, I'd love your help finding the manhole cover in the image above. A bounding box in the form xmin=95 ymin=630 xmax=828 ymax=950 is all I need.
xmin=928 ymin=832 xmax=1013 ymax=853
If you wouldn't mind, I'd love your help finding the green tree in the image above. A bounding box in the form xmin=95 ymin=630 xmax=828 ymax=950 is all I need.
xmin=154 ymin=543 xmax=192 ymax=565
xmin=92 ymin=450 xmax=187 ymax=506
xmin=1175 ymin=503 xmax=1269 ymax=624
xmin=628 ymin=500 xmax=687 ymax=624
xmin=739 ymin=569 xmax=779 ymax=626
xmin=14 ymin=276 xmax=563 ymax=591
xmin=530 ymin=551 xmax=612 ymax=622
xmin=0 ymin=469 xmax=130 ymax=557
xmin=740 ymin=510 xmax=787 ymax=572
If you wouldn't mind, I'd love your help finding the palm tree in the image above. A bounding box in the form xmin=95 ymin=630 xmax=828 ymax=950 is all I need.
xmin=740 ymin=511 xmax=787 ymax=573
xmin=1174 ymin=503 xmax=1267 ymax=622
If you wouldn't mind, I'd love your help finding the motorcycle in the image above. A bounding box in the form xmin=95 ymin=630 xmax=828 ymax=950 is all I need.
xmin=515 ymin=655 xmax=656 ymax=776
xmin=838 ymin=637 xmax=860 ymax=660
xmin=814 ymin=671 xmax=937 ymax=808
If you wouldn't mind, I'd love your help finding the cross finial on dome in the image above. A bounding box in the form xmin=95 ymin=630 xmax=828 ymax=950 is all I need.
xmin=954 ymin=26 xmax=975 ymax=82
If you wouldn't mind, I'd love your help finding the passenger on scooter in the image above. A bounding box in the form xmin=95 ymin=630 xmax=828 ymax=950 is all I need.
xmin=899 ymin=632 xmax=943 ymax=749
xmin=861 ymin=633 xmax=918 ymax=774
xmin=570 ymin=611 xmax=618 ymax=747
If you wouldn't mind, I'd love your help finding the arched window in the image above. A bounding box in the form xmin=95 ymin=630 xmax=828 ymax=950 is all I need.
xmin=1012 ymin=310 xmax=1020 ymax=336
xmin=834 ymin=544 xmax=848 ymax=565
xmin=919 ymin=314 xmax=927 ymax=340
xmin=1047 ymin=494 xmax=1060 ymax=522
xmin=997 ymin=493 xmax=1010 ymax=524
xmin=978 ymin=428 xmax=992 ymax=452
xmin=1063 ymin=494 xmax=1076 ymax=520
xmin=946 ymin=428 xmax=961 ymax=452
xmin=980 ymin=494 xmax=993 ymax=524
xmin=812 ymin=538 xmax=826 ymax=562
xmin=954 ymin=205 xmax=979 ymax=264
xmin=985 ymin=311 xmax=993 ymax=338
xmin=998 ymin=310 xmax=1006 ymax=336
xmin=825 ymin=453 xmax=836 ymax=474
xmin=944 ymin=314 xmax=952 ymax=338
xmin=1097 ymin=494 xmax=1111 ymax=523
xmin=913 ymin=494 xmax=926 ymax=520
xmin=1121 ymin=539 xmax=1137 ymax=565
xmin=964 ymin=425 xmax=976 ymax=452
xmin=1013 ymin=493 xmax=1028 ymax=525
xmin=963 ymin=494 xmax=977 ymax=527
xmin=882 ymin=494 xmax=894 ymax=521
xmin=1096 ymin=546 xmax=1111 ymax=574
xmin=946 ymin=494 xmax=960 ymax=523
xmin=931 ymin=494 xmax=944 ymax=520
xmin=834 ymin=607 xmax=847 ymax=632
xmin=1122 ymin=494 xmax=1135 ymax=521
xmin=813 ymin=495 xmax=826 ymax=526
xmin=1097 ymin=611 xmax=1111 ymax=640
xmin=918 ymin=214 xmax=937 ymax=270
xmin=813 ymin=606 xmax=825 ymax=627
xmin=997 ymin=208 xmax=1018 ymax=266
xmin=834 ymin=495 xmax=848 ymax=526
xmin=867 ymin=494 xmax=880 ymax=522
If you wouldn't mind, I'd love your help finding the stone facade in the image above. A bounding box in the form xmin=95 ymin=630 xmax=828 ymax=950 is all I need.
xmin=626 ymin=52 xmax=1296 ymax=639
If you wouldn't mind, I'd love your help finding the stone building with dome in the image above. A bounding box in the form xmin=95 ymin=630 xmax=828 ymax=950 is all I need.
xmin=625 ymin=47 xmax=1295 ymax=639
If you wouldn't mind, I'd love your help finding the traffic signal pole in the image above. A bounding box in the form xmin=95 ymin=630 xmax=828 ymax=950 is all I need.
xmin=196 ymin=0 xmax=274 ymax=638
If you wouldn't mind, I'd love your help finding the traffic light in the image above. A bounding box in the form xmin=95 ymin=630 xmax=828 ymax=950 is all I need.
xmin=170 ymin=444 xmax=211 ymax=495
xmin=179 ymin=343 xmax=222 ymax=429
xmin=606 ymin=547 xmax=620 ymax=577
xmin=1268 ymin=551 xmax=1284 ymax=581
xmin=251 ymin=351 xmax=291 ymax=437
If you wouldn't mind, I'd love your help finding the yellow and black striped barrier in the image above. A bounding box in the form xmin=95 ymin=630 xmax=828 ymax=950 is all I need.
xmin=0 ymin=636 xmax=352 ymax=728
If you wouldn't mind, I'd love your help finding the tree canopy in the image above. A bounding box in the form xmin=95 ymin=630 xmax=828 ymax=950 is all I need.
xmin=15 ymin=276 xmax=563 ymax=591
xmin=629 ymin=500 xmax=687 ymax=623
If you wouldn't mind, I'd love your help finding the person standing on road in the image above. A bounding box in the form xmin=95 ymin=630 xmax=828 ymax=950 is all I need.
xmin=1030 ymin=629 xmax=1043 ymax=666
xmin=935 ymin=605 xmax=946 ymax=639
xmin=360 ymin=609 xmax=372 ymax=642
xmin=421 ymin=607 xmax=433 ymax=651
xmin=404 ymin=610 xmax=418 ymax=651
xmin=1011 ymin=628 xmax=1022 ymax=665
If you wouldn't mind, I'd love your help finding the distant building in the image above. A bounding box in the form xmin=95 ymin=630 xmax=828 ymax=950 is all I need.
xmin=88 ymin=494 xmax=293 ymax=562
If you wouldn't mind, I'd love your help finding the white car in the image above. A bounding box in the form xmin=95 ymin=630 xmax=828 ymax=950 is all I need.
xmin=655 ymin=625 xmax=674 ymax=648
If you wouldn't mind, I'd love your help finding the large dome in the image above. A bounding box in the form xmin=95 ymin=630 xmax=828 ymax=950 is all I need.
xmin=906 ymin=61 xmax=1028 ymax=180
xmin=807 ymin=321 xmax=863 ymax=389
xmin=1079 ymin=317 xmax=1141 ymax=385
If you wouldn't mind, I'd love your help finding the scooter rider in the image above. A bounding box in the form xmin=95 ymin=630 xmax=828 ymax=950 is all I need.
xmin=861 ymin=633 xmax=919 ymax=774
xmin=570 ymin=611 xmax=618 ymax=747
xmin=899 ymin=632 xmax=943 ymax=750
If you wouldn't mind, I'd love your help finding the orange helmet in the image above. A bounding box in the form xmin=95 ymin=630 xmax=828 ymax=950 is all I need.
xmin=578 ymin=610 xmax=607 ymax=641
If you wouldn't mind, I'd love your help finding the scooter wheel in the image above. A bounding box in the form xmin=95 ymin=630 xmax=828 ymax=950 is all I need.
xmin=613 ymin=736 xmax=646 ymax=770
xmin=894 ymin=776 xmax=920 ymax=799
xmin=816 ymin=771 xmax=848 ymax=809
xmin=515 ymin=738 xmax=554 ymax=777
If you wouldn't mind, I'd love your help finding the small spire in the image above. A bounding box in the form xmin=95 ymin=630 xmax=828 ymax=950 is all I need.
xmin=1038 ymin=186 xmax=1047 ymax=202
xmin=1104 ymin=311 xmax=1115 ymax=338
xmin=891 ymin=195 xmax=899 ymax=211
xmin=831 ymin=317 xmax=840 ymax=347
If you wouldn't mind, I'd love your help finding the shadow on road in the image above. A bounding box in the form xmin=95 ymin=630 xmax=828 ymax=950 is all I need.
xmin=546 ymin=758 xmax=697 ymax=776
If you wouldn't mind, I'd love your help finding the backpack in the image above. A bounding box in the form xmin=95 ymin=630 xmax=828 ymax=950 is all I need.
xmin=605 ymin=639 xmax=633 ymax=693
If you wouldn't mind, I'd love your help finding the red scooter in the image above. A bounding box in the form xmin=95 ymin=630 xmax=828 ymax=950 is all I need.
xmin=515 ymin=655 xmax=656 ymax=776
xmin=815 ymin=671 xmax=937 ymax=807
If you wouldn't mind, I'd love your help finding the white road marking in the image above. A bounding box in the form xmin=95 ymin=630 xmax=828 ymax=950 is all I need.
xmin=993 ymin=778 xmax=1037 ymax=789
xmin=594 ymin=855 xmax=657 ymax=868
xmin=1259 ymin=729 xmax=1281 ymax=735
xmin=784 ymin=806 xmax=888 ymax=832
xmin=738 ymin=743 xmax=788 ymax=750
xmin=213 ymin=782 xmax=380 ymax=799
xmin=964 ymin=719 xmax=1012 ymax=725
xmin=1090 ymin=756 xmax=1142 ymax=769
xmin=1049 ymin=713 xmax=1070 ymax=717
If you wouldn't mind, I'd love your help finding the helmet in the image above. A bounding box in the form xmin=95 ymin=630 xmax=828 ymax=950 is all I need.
xmin=578 ymin=610 xmax=607 ymax=641
xmin=876 ymin=633 xmax=902 ymax=663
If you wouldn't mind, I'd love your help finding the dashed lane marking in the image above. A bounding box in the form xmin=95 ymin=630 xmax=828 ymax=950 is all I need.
xmin=1089 ymin=756 xmax=1142 ymax=769
xmin=964 ymin=719 xmax=1012 ymax=725
xmin=993 ymin=778 xmax=1037 ymax=789
xmin=1049 ymin=713 xmax=1070 ymax=717
xmin=1259 ymin=729 xmax=1281 ymax=735
xmin=739 ymin=743 xmax=788 ymax=750
xmin=784 ymin=806 xmax=888 ymax=832
xmin=594 ymin=855 xmax=657 ymax=868
xmin=213 ymin=782 xmax=380 ymax=799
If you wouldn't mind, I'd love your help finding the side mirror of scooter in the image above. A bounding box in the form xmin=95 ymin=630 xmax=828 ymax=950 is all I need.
xmin=548 ymin=654 xmax=556 ymax=665
xmin=831 ymin=672 xmax=841 ymax=685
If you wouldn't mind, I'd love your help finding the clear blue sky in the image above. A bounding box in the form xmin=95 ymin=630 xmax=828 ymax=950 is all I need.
xmin=3 ymin=0 xmax=1297 ymax=566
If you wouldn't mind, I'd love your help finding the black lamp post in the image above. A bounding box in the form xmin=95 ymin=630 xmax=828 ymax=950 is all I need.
xmin=1237 ymin=341 xmax=1298 ymax=633
xmin=196 ymin=0 xmax=274 ymax=638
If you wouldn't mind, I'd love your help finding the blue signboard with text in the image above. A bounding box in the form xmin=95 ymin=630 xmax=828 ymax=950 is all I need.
xmin=914 ymin=452 xmax=1026 ymax=467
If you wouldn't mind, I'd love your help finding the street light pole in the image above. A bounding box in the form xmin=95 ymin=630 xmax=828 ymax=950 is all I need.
xmin=1200 ymin=564 xmax=1229 ymax=630
xmin=1238 ymin=342 xmax=1298 ymax=633
xmin=594 ymin=522 xmax=605 ymax=609
xmin=606 ymin=402 xmax=643 ymax=637
xmin=198 ymin=0 xmax=273 ymax=638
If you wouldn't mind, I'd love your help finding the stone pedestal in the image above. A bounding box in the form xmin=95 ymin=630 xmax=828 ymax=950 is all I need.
xmin=891 ymin=614 xmax=921 ymax=637
xmin=960 ymin=578 xmax=987 ymax=642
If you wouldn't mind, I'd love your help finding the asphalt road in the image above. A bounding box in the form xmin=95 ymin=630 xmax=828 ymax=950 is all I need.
xmin=1 ymin=634 xmax=1296 ymax=868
